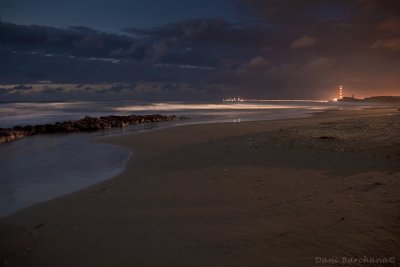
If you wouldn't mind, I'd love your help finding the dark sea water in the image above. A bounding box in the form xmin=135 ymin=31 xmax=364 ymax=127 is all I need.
xmin=0 ymin=100 xmax=381 ymax=216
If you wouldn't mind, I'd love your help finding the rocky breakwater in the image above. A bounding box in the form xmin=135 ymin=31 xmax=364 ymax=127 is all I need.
xmin=0 ymin=114 xmax=179 ymax=145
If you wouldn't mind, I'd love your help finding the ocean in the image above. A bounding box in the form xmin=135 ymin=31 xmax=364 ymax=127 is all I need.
xmin=0 ymin=100 xmax=379 ymax=216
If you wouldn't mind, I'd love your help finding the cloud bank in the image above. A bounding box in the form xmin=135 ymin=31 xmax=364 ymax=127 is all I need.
xmin=0 ymin=0 xmax=399 ymax=100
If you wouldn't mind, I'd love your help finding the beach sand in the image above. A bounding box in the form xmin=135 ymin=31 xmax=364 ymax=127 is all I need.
xmin=1 ymin=108 xmax=400 ymax=267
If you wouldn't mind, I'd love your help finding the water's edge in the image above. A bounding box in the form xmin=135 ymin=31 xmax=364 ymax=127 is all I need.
xmin=0 ymin=133 xmax=132 ymax=217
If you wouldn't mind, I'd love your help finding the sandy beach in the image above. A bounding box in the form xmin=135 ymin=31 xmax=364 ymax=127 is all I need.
xmin=1 ymin=108 xmax=400 ymax=267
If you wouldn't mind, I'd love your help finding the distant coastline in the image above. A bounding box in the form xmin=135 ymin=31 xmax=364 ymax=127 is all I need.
xmin=339 ymin=96 xmax=400 ymax=103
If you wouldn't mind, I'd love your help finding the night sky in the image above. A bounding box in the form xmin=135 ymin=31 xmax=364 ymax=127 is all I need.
xmin=0 ymin=0 xmax=399 ymax=101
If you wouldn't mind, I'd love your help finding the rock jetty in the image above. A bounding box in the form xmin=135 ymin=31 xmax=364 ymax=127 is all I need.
xmin=0 ymin=114 xmax=178 ymax=145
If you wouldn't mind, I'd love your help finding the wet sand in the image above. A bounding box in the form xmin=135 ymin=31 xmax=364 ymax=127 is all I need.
xmin=1 ymin=108 xmax=400 ymax=267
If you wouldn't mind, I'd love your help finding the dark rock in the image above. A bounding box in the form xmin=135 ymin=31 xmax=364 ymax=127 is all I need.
xmin=0 ymin=129 xmax=26 ymax=144
xmin=318 ymin=136 xmax=336 ymax=140
xmin=0 ymin=114 xmax=179 ymax=145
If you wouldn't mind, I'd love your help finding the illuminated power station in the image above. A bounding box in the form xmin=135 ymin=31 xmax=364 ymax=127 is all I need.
xmin=339 ymin=85 xmax=343 ymax=100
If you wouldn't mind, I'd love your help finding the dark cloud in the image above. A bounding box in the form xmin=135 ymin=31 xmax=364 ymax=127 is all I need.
xmin=240 ymin=56 xmax=270 ymax=70
xmin=233 ymin=0 xmax=400 ymax=98
xmin=0 ymin=21 xmax=134 ymax=59
xmin=378 ymin=16 xmax=400 ymax=33
xmin=125 ymin=17 xmax=269 ymax=49
xmin=1 ymin=0 xmax=399 ymax=100
xmin=125 ymin=18 xmax=230 ymax=39
xmin=109 ymin=84 xmax=130 ymax=92
xmin=289 ymin=35 xmax=317 ymax=48
xmin=124 ymin=18 xmax=279 ymax=66
xmin=1 ymin=18 xmax=272 ymax=67
xmin=372 ymin=38 xmax=400 ymax=51
xmin=358 ymin=0 xmax=400 ymax=15
xmin=41 ymin=87 xmax=64 ymax=94
xmin=12 ymin=84 xmax=33 ymax=90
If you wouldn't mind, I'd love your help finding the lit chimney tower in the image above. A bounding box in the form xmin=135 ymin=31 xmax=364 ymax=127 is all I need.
xmin=339 ymin=85 xmax=343 ymax=100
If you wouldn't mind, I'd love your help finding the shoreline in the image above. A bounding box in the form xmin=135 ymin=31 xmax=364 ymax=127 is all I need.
xmin=1 ymin=108 xmax=399 ymax=266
